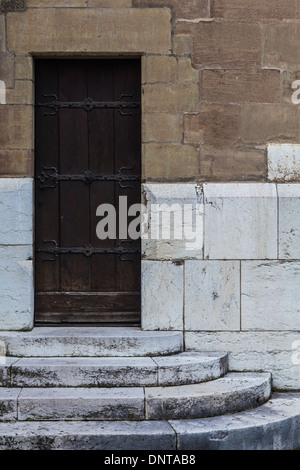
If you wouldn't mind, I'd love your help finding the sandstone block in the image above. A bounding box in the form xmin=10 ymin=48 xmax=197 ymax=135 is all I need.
xmin=0 ymin=53 xmax=15 ymax=88
xmin=15 ymin=56 xmax=33 ymax=80
xmin=241 ymin=105 xmax=298 ymax=144
xmin=143 ymin=143 xmax=198 ymax=180
xmin=211 ymin=0 xmax=296 ymax=20
xmin=265 ymin=24 xmax=300 ymax=69
xmin=178 ymin=59 xmax=198 ymax=84
xmin=175 ymin=21 xmax=261 ymax=68
xmin=27 ymin=0 xmax=87 ymax=5
xmin=142 ymin=113 xmax=182 ymax=143
xmin=185 ymin=260 xmax=240 ymax=331
xmin=6 ymin=81 xmax=33 ymax=105
xmin=202 ymin=70 xmax=280 ymax=104
xmin=143 ymin=83 xmax=199 ymax=113
xmin=0 ymin=150 xmax=33 ymax=176
xmin=200 ymin=146 xmax=266 ymax=181
xmin=184 ymin=105 xmax=241 ymax=147
xmin=142 ymin=56 xmax=177 ymax=84
xmin=173 ymin=35 xmax=192 ymax=56
xmin=0 ymin=15 xmax=5 ymax=52
xmin=133 ymin=0 xmax=209 ymax=19
xmin=7 ymin=8 xmax=171 ymax=55
xmin=0 ymin=106 xmax=33 ymax=149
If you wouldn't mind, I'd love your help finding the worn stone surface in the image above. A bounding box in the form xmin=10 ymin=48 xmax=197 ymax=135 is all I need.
xmin=0 ymin=150 xmax=34 ymax=177
xmin=142 ymin=113 xmax=182 ymax=143
xmin=175 ymin=21 xmax=261 ymax=68
xmin=0 ymin=178 xmax=33 ymax=245
xmin=0 ymin=327 xmax=183 ymax=357
xmin=142 ymin=56 xmax=177 ymax=84
xmin=0 ymin=246 xmax=33 ymax=331
xmin=184 ymin=105 xmax=241 ymax=147
xmin=278 ymin=184 xmax=300 ymax=259
xmin=185 ymin=331 xmax=300 ymax=390
xmin=200 ymin=146 xmax=266 ymax=181
xmin=185 ymin=261 xmax=240 ymax=331
xmin=171 ymin=393 xmax=300 ymax=450
xmin=211 ymin=0 xmax=297 ymax=20
xmin=0 ymin=388 xmax=20 ymax=421
xmin=18 ymin=387 xmax=145 ymax=421
xmin=0 ymin=53 xmax=15 ymax=89
xmin=152 ymin=352 xmax=228 ymax=386
xmin=202 ymin=70 xmax=281 ymax=104
xmin=141 ymin=260 xmax=183 ymax=330
xmin=133 ymin=0 xmax=208 ymax=19
xmin=268 ymin=144 xmax=300 ymax=182
xmin=27 ymin=0 xmax=87 ymax=6
xmin=0 ymin=15 xmax=5 ymax=52
xmin=5 ymin=81 xmax=33 ymax=105
xmin=0 ymin=358 xmax=20 ymax=387
xmin=15 ymin=56 xmax=33 ymax=80
xmin=142 ymin=183 xmax=203 ymax=260
xmin=145 ymin=373 xmax=271 ymax=420
xmin=0 ymin=420 xmax=176 ymax=450
xmin=7 ymin=8 xmax=171 ymax=55
xmin=264 ymin=23 xmax=300 ymax=69
xmin=143 ymin=143 xmax=198 ymax=181
xmin=241 ymin=105 xmax=299 ymax=144
xmin=178 ymin=59 xmax=198 ymax=84
xmin=241 ymin=261 xmax=300 ymax=331
xmin=0 ymin=0 xmax=25 ymax=13
xmin=143 ymin=83 xmax=199 ymax=113
xmin=173 ymin=34 xmax=191 ymax=56
xmin=203 ymin=183 xmax=277 ymax=260
xmin=88 ymin=0 xmax=131 ymax=6
xmin=0 ymin=106 xmax=33 ymax=149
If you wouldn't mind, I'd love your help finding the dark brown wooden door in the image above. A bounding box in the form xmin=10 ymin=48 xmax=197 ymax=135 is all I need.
xmin=35 ymin=59 xmax=141 ymax=324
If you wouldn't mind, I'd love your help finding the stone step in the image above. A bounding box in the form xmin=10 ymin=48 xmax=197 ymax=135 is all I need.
xmin=0 ymin=372 xmax=270 ymax=421
xmin=0 ymin=393 xmax=299 ymax=450
xmin=0 ymin=327 xmax=183 ymax=358
xmin=0 ymin=352 xmax=228 ymax=388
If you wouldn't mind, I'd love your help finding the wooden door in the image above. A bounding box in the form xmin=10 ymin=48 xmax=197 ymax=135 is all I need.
xmin=35 ymin=59 xmax=141 ymax=324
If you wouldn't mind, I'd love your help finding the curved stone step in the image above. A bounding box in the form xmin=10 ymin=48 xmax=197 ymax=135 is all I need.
xmin=0 ymin=394 xmax=299 ymax=449
xmin=1 ymin=352 xmax=228 ymax=388
xmin=0 ymin=327 xmax=183 ymax=357
xmin=145 ymin=372 xmax=271 ymax=419
xmin=0 ymin=372 xmax=270 ymax=422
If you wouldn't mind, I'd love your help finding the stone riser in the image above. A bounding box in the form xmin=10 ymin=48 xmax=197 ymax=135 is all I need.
xmin=0 ymin=352 xmax=228 ymax=388
xmin=0 ymin=372 xmax=271 ymax=422
xmin=0 ymin=393 xmax=299 ymax=450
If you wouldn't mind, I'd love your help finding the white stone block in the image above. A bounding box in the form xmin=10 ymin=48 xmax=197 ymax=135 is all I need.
xmin=141 ymin=260 xmax=183 ymax=330
xmin=0 ymin=178 xmax=33 ymax=245
xmin=185 ymin=261 xmax=240 ymax=331
xmin=203 ymin=183 xmax=277 ymax=260
xmin=185 ymin=331 xmax=300 ymax=390
xmin=0 ymin=245 xmax=34 ymax=330
xmin=278 ymin=184 xmax=300 ymax=259
xmin=142 ymin=184 xmax=203 ymax=260
xmin=241 ymin=261 xmax=300 ymax=330
xmin=268 ymin=143 xmax=300 ymax=181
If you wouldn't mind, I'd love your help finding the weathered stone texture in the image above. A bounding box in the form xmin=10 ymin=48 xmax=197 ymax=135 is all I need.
xmin=175 ymin=22 xmax=261 ymax=68
xmin=173 ymin=34 xmax=191 ymax=56
xmin=0 ymin=15 xmax=5 ymax=52
xmin=264 ymin=24 xmax=300 ymax=69
xmin=211 ymin=0 xmax=296 ymax=20
xmin=27 ymin=0 xmax=87 ymax=6
xmin=185 ymin=261 xmax=240 ymax=331
xmin=15 ymin=56 xmax=33 ymax=80
xmin=278 ymin=184 xmax=300 ymax=259
xmin=268 ymin=144 xmax=300 ymax=182
xmin=143 ymin=144 xmax=198 ymax=180
xmin=178 ymin=59 xmax=198 ymax=84
xmin=203 ymin=183 xmax=277 ymax=260
xmin=0 ymin=53 xmax=15 ymax=89
xmin=142 ymin=260 xmax=183 ymax=330
xmin=142 ymin=56 xmax=177 ymax=84
xmin=0 ymin=106 xmax=33 ymax=149
xmin=6 ymin=81 xmax=33 ymax=105
xmin=0 ymin=150 xmax=33 ymax=176
xmin=184 ymin=105 xmax=241 ymax=147
xmin=143 ymin=83 xmax=199 ymax=113
xmin=133 ymin=0 xmax=209 ymax=19
xmin=202 ymin=70 xmax=281 ymax=104
xmin=7 ymin=8 xmax=171 ymax=54
xmin=143 ymin=113 xmax=182 ymax=143
xmin=241 ymin=261 xmax=300 ymax=331
xmin=200 ymin=147 xmax=266 ymax=182
xmin=241 ymin=105 xmax=299 ymax=144
xmin=0 ymin=0 xmax=25 ymax=13
xmin=88 ymin=0 xmax=131 ymax=6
